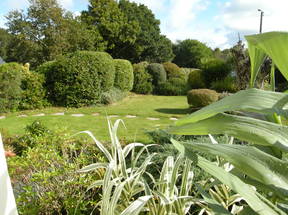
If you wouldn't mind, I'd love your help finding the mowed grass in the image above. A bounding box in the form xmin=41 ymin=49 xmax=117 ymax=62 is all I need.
xmin=0 ymin=94 xmax=190 ymax=142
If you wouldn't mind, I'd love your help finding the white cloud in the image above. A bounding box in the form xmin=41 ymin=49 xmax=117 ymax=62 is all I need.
xmin=131 ymin=0 xmax=166 ymax=12
xmin=58 ymin=0 xmax=74 ymax=9
xmin=6 ymin=0 xmax=29 ymax=11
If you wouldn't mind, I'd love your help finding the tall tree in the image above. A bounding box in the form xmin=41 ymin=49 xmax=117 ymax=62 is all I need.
xmin=0 ymin=28 xmax=12 ymax=60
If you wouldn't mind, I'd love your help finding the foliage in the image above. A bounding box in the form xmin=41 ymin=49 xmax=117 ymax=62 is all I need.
xmin=114 ymin=59 xmax=134 ymax=92
xmin=132 ymin=62 xmax=153 ymax=94
xmin=187 ymin=89 xmax=219 ymax=108
xmin=156 ymin=78 xmax=187 ymax=96
xmin=162 ymin=62 xmax=184 ymax=80
xmin=187 ymin=69 xmax=206 ymax=89
xmin=0 ymin=28 xmax=12 ymax=61
xmin=173 ymin=39 xmax=213 ymax=68
xmin=201 ymin=58 xmax=231 ymax=86
xmin=210 ymin=76 xmax=238 ymax=93
xmin=146 ymin=63 xmax=167 ymax=87
xmin=100 ymin=87 xmax=128 ymax=105
xmin=0 ymin=62 xmax=22 ymax=112
xmin=43 ymin=51 xmax=115 ymax=107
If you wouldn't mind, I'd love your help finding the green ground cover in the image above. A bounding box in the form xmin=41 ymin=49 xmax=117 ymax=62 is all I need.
xmin=0 ymin=94 xmax=190 ymax=142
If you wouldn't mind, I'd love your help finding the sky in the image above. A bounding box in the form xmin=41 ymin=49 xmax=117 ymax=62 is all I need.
xmin=0 ymin=0 xmax=288 ymax=49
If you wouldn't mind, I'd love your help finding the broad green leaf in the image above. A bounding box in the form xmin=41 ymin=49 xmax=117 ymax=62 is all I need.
xmin=175 ymin=88 xmax=288 ymax=126
xmin=170 ymin=113 xmax=288 ymax=152
xmin=245 ymin=32 xmax=288 ymax=86
xmin=177 ymin=142 xmax=288 ymax=197
xmin=172 ymin=139 xmax=285 ymax=215
xmin=120 ymin=196 xmax=152 ymax=215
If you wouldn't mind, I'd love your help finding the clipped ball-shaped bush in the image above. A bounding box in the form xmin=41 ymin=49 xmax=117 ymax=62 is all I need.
xmin=187 ymin=69 xmax=205 ymax=89
xmin=202 ymin=58 xmax=231 ymax=86
xmin=132 ymin=62 xmax=153 ymax=94
xmin=114 ymin=59 xmax=134 ymax=92
xmin=42 ymin=51 xmax=115 ymax=107
xmin=146 ymin=63 xmax=167 ymax=86
xmin=156 ymin=77 xmax=188 ymax=96
xmin=187 ymin=89 xmax=218 ymax=107
xmin=162 ymin=62 xmax=184 ymax=80
xmin=0 ymin=62 xmax=23 ymax=112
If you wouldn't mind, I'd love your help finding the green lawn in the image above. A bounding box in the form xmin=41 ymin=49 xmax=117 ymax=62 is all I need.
xmin=0 ymin=94 xmax=190 ymax=142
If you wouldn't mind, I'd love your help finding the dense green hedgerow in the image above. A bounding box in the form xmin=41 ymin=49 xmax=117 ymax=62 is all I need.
xmin=40 ymin=51 xmax=115 ymax=107
xmin=162 ymin=62 xmax=184 ymax=80
xmin=187 ymin=69 xmax=206 ymax=89
xmin=132 ymin=62 xmax=153 ymax=94
xmin=146 ymin=63 xmax=167 ymax=86
xmin=187 ymin=89 xmax=219 ymax=107
xmin=156 ymin=78 xmax=188 ymax=96
xmin=100 ymin=87 xmax=128 ymax=105
xmin=0 ymin=62 xmax=23 ymax=112
xmin=210 ymin=76 xmax=238 ymax=93
xmin=114 ymin=59 xmax=134 ymax=92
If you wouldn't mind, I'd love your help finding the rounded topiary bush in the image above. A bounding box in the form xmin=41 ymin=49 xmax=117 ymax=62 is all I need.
xmin=146 ymin=63 xmax=167 ymax=86
xmin=187 ymin=89 xmax=218 ymax=107
xmin=202 ymin=58 xmax=231 ymax=86
xmin=187 ymin=69 xmax=205 ymax=89
xmin=42 ymin=51 xmax=115 ymax=107
xmin=114 ymin=59 xmax=134 ymax=92
xmin=0 ymin=62 xmax=23 ymax=112
xmin=162 ymin=62 xmax=184 ymax=80
xmin=132 ymin=62 xmax=153 ymax=94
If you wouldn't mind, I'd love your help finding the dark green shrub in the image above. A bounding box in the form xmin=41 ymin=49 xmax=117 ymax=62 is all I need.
xmin=146 ymin=63 xmax=167 ymax=86
xmin=19 ymin=71 xmax=49 ymax=110
xmin=202 ymin=58 xmax=231 ymax=86
xmin=156 ymin=78 xmax=188 ymax=96
xmin=210 ymin=76 xmax=238 ymax=93
xmin=100 ymin=87 xmax=128 ymax=105
xmin=187 ymin=69 xmax=206 ymax=89
xmin=42 ymin=51 xmax=115 ymax=107
xmin=114 ymin=59 xmax=134 ymax=92
xmin=0 ymin=62 xmax=23 ymax=112
xmin=162 ymin=62 xmax=184 ymax=80
xmin=187 ymin=89 xmax=218 ymax=107
xmin=132 ymin=62 xmax=153 ymax=94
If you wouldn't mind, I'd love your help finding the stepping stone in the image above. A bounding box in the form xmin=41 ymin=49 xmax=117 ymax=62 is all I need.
xmin=51 ymin=112 xmax=64 ymax=116
xmin=92 ymin=113 xmax=100 ymax=116
xmin=17 ymin=114 xmax=27 ymax=118
xmin=146 ymin=117 xmax=160 ymax=121
xmin=0 ymin=116 xmax=6 ymax=119
xmin=71 ymin=114 xmax=84 ymax=117
xmin=32 ymin=113 xmax=45 ymax=117
xmin=108 ymin=115 xmax=119 ymax=118
xmin=170 ymin=117 xmax=178 ymax=121
xmin=125 ymin=115 xmax=136 ymax=118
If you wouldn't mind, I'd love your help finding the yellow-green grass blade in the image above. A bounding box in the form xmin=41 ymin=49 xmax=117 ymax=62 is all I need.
xmin=175 ymin=88 xmax=288 ymax=126
xmin=171 ymin=113 xmax=288 ymax=152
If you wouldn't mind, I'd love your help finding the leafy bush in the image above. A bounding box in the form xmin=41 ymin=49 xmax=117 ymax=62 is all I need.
xmin=100 ymin=87 xmax=128 ymax=105
xmin=146 ymin=63 xmax=167 ymax=86
xmin=202 ymin=58 xmax=231 ymax=86
xmin=132 ymin=62 xmax=153 ymax=94
xmin=210 ymin=76 xmax=238 ymax=93
xmin=156 ymin=77 xmax=187 ymax=95
xmin=114 ymin=59 xmax=134 ymax=92
xmin=162 ymin=62 xmax=184 ymax=79
xmin=0 ymin=62 xmax=23 ymax=112
xmin=42 ymin=51 xmax=115 ymax=107
xmin=187 ymin=89 xmax=218 ymax=107
xmin=187 ymin=69 xmax=206 ymax=89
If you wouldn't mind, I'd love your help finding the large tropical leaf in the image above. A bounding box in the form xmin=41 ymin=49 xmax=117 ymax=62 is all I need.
xmin=174 ymin=141 xmax=288 ymax=197
xmin=171 ymin=139 xmax=286 ymax=215
xmin=170 ymin=113 xmax=288 ymax=152
xmin=245 ymin=32 xmax=288 ymax=87
xmin=175 ymin=88 xmax=288 ymax=126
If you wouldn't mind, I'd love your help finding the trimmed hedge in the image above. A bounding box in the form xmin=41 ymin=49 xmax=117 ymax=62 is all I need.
xmin=156 ymin=77 xmax=188 ymax=96
xmin=132 ymin=62 xmax=153 ymax=94
xmin=114 ymin=59 xmax=134 ymax=92
xmin=146 ymin=63 xmax=167 ymax=86
xmin=187 ymin=69 xmax=205 ymax=89
xmin=187 ymin=89 xmax=218 ymax=107
xmin=41 ymin=51 xmax=115 ymax=107
xmin=210 ymin=76 xmax=238 ymax=93
xmin=0 ymin=63 xmax=23 ymax=112
xmin=162 ymin=62 xmax=184 ymax=79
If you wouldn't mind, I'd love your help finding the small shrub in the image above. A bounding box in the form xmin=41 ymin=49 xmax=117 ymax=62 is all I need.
xmin=156 ymin=78 xmax=187 ymax=96
xmin=210 ymin=76 xmax=238 ymax=93
xmin=162 ymin=62 xmax=184 ymax=79
xmin=187 ymin=69 xmax=206 ymax=89
xmin=42 ymin=51 xmax=115 ymax=107
xmin=114 ymin=59 xmax=134 ymax=92
xmin=100 ymin=87 xmax=127 ymax=105
xmin=187 ymin=89 xmax=219 ymax=107
xmin=146 ymin=63 xmax=167 ymax=86
xmin=202 ymin=58 xmax=231 ymax=86
xmin=0 ymin=62 xmax=23 ymax=112
xmin=132 ymin=62 xmax=153 ymax=94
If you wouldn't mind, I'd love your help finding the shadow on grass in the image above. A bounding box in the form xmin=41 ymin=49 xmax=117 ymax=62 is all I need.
xmin=155 ymin=108 xmax=194 ymax=115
